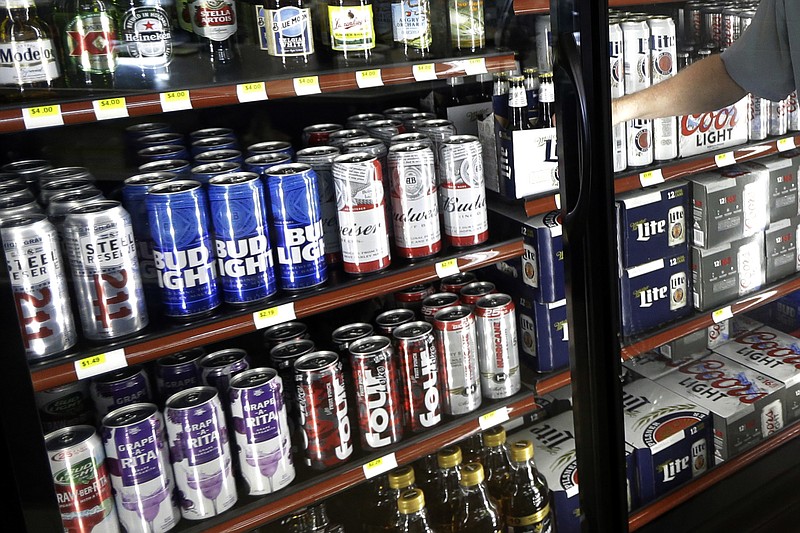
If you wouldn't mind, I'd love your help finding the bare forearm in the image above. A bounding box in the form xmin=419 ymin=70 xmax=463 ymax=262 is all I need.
xmin=612 ymin=54 xmax=747 ymax=124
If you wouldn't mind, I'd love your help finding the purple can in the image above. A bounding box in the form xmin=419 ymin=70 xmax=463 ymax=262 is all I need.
xmin=164 ymin=386 xmax=238 ymax=520
xmin=244 ymin=153 xmax=293 ymax=177
xmin=263 ymin=320 xmax=310 ymax=352
xmin=190 ymin=136 xmax=240 ymax=157
xmin=200 ymin=348 xmax=251 ymax=397
xmin=138 ymin=144 xmax=190 ymax=164
xmin=90 ymin=366 xmax=153 ymax=419
xmin=101 ymin=403 xmax=180 ymax=533
xmin=193 ymin=149 xmax=244 ymax=166
xmin=139 ymin=159 xmax=193 ymax=178
xmin=229 ymin=368 xmax=296 ymax=495
xmin=247 ymin=140 xmax=296 ymax=160
xmin=154 ymin=347 xmax=206 ymax=404
xmin=190 ymin=161 xmax=242 ymax=185
xmin=146 ymin=180 xmax=221 ymax=319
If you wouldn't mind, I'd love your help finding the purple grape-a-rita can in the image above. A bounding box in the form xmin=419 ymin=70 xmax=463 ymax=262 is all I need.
xmin=101 ymin=403 xmax=180 ymax=533
xmin=190 ymin=161 xmax=242 ymax=185
xmin=146 ymin=180 xmax=221 ymax=319
xmin=208 ymin=172 xmax=278 ymax=305
xmin=247 ymin=140 xmax=296 ymax=160
xmin=244 ymin=153 xmax=293 ymax=177
xmin=199 ymin=348 xmax=251 ymax=398
xmin=229 ymin=368 xmax=296 ymax=495
xmin=164 ymin=386 xmax=238 ymax=520
xmin=139 ymin=159 xmax=193 ymax=178
xmin=155 ymin=347 xmax=206 ymax=405
xmin=264 ymin=163 xmax=328 ymax=291
xmin=90 ymin=365 xmax=154 ymax=419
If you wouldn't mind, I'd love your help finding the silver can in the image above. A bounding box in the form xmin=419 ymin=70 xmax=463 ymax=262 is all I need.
xmin=2 ymin=158 xmax=53 ymax=187
xmin=417 ymin=119 xmax=457 ymax=161
xmin=748 ymin=94 xmax=769 ymax=141
xmin=403 ymin=112 xmax=437 ymax=132
xmin=621 ymin=19 xmax=651 ymax=95
xmin=346 ymin=113 xmax=385 ymax=130
xmin=432 ymin=305 xmax=482 ymax=415
xmin=38 ymin=166 xmax=96 ymax=189
xmin=47 ymin=188 xmax=106 ymax=228
xmin=296 ymin=145 xmax=342 ymax=264
xmin=38 ymin=176 xmax=98 ymax=206
xmin=390 ymin=132 xmax=435 ymax=149
xmin=610 ymin=22 xmax=627 ymax=172
xmin=627 ymin=118 xmax=654 ymax=167
xmin=701 ymin=3 xmax=724 ymax=49
xmin=332 ymin=322 xmax=375 ymax=353
xmin=438 ymin=135 xmax=489 ymax=248
xmin=721 ymin=6 xmax=742 ymax=49
xmin=0 ymin=194 xmax=40 ymax=223
xmin=788 ymin=91 xmax=800 ymax=131
xmin=474 ymin=293 xmax=521 ymax=399
xmin=375 ymin=308 xmax=416 ymax=336
xmin=365 ymin=119 xmax=405 ymax=145
xmin=770 ymin=98 xmax=789 ymax=137
xmin=35 ymin=380 xmax=94 ymax=434
xmin=649 ymin=16 xmax=678 ymax=162
xmin=327 ymin=128 xmax=371 ymax=148
xmin=1 ymin=213 xmax=76 ymax=360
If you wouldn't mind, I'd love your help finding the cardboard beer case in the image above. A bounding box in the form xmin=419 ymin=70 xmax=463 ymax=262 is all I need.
xmin=623 ymin=350 xmax=709 ymax=382
xmin=765 ymin=217 xmax=799 ymax=283
xmin=691 ymin=233 xmax=765 ymax=312
xmin=678 ymin=98 xmax=748 ymax=158
xmin=518 ymin=295 xmax=569 ymax=373
xmin=754 ymin=155 xmax=799 ymax=223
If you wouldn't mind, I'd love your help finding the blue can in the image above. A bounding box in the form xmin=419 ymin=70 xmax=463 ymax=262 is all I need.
xmin=208 ymin=172 xmax=278 ymax=305
xmin=194 ymin=149 xmax=245 ymax=166
xmin=264 ymin=163 xmax=327 ymax=291
xmin=191 ymin=136 xmax=240 ymax=157
xmin=139 ymin=159 xmax=193 ymax=177
xmin=146 ymin=180 xmax=221 ymax=318
xmin=137 ymin=144 xmax=190 ymax=164
xmin=247 ymin=140 xmax=295 ymax=160
xmin=190 ymin=127 xmax=237 ymax=141
xmin=191 ymin=161 xmax=242 ymax=184
xmin=137 ymin=132 xmax=185 ymax=149
xmin=244 ymin=153 xmax=292 ymax=176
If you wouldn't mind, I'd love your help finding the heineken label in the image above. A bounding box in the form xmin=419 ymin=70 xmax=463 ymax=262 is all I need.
xmin=66 ymin=13 xmax=117 ymax=73
xmin=120 ymin=6 xmax=172 ymax=67
xmin=0 ymin=39 xmax=60 ymax=85
xmin=264 ymin=6 xmax=314 ymax=57
xmin=192 ymin=0 xmax=238 ymax=41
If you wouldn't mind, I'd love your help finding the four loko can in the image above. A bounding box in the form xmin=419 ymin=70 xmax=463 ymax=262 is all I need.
xmin=101 ymin=403 xmax=180 ymax=533
xmin=200 ymin=348 xmax=251 ymax=398
xmin=375 ymin=308 xmax=416 ymax=336
xmin=154 ymin=347 xmax=206 ymax=405
xmin=62 ymin=200 xmax=149 ymax=341
xmin=1 ymin=213 xmax=77 ymax=360
xmin=332 ymin=322 xmax=375 ymax=353
xmin=438 ymin=135 xmax=489 ymax=247
xmin=45 ymin=425 xmax=120 ymax=533
xmin=229 ymin=368 xmax=296 ymax=495
xmin=348 ymin=335 xmax=405 ymax=449
xmin=294 ymin=351 xmax=354 ymax=469
xmin=263 ymin=320 xmax=311 ymax=351
xmin=146 ymin=180 xmax=221 ymax=319
xmin=164 ymin=386 xmax=238 ymax=520
xmin=296 ymin=145 xmax=343 ymax=265
xmin=90 ymin=366 xmax=153 ymax=420
xmin=393 ymin=321 xmax=442 ymax=433
xmin=421 ymin=292 xmax=460 ymax=322
xmin=208 ymin=172 xmax=278 ymax=305
xmin=264 ymin=163 xmax=328 ymax=291
xmin=474 ymin=293 xmax=521 ymax=399
xmin=432 ymin=305 xmax=482 ymax=415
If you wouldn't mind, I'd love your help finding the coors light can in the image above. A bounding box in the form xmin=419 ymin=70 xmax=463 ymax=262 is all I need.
xmin=393 ymin=321 xmax=442 ymax=433
xmin=432 ymin=305 xmax=482 ymax=415
xmin=438 ymin=135 xmax=489 ymax=247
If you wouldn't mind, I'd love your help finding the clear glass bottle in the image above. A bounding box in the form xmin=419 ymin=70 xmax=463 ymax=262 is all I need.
xmin=427 ymin=445 xmax=463 ymax=533
xmin=52 ymin=0 xmax=118 ymax=88
xmin=327 ymin=0 xmax=375 ymax=60
xmin=0 ymin=0 xmax=61 ymax=93
xmin=481 ymin=426 xmax=511 ymax=506
xmin=390 ymin=0 xmax=431 ymax=57
xmin=454 ymin=462 xmax=502 ymax=533
xmin=447 ymin=0 xmax=483 ymax=52
xmin=397 ymin=488 xmax=439 ymax=533
xmin=535 ymin=72 xmax=555 ymax=129
xmin=501 ymin=440 xmax=554 ymax=533
xmin=507 ymin=75 xmax=531 ymax=131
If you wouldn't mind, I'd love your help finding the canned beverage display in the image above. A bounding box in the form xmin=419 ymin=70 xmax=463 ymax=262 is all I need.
xmin=439 ymin=272 xmax=477 ymax=293
xmin=332 ymin=152 xmax=392 ymax=275
xmin=90 ymin=366 xmax=153 ymax=419
xmin=1 ymin=213 xmax=77 ymax=360
xmin=294 ymin=351 xmax=353 ymax=469
xmin=394 ymin=283 xmax=435 ymax=312
xmin=348 ymin=335 xmax=405 ymax=449
xmin=146 ymin=180 xmax=221 ymax=318
xmin=432 ymin=305 xmax=482 ymax=415
xmin=244 ymin=153 xmax=293 ymax=176
xmin=155 ymin=347 xmax=206 ymax=404
xmin=393 ymin=321 xmax=442 ymax=433
xmin=101 ymin=403 xmax=180 ymax=533
xmin=199 ymin=348 xmax=251 ymax=397
xmin=45 ymin=425 xmax=120 ymax=533
xmin=375 ymin=308 xmax=416 ymax=336
xmin=36 ymin=381 xmax=94 ymax=434
xmin=474 ymin=293 xmax=521 ymax=399
xmin=190 ymin=161 xmax=242 ymax=184
xmin=438 ymin=135 xmax=489 ymax=247
xmin=139 ymin=159 xmax=193 ymax=178
xmin=459 ymin=280 xmax=496 ymax=308
xmin=295 ymin=145 xmax=343 ymax=264
xmin=264 ymin=163 xmax=328 ymax=291
xmin=62 ymin=200 xmax=149 ymax=341
xmin=247 ymin=140 xmax=296 ymax=160
xmin=263 ymin=320 xmax=310 ymax=351
xmin=164 ymin=386 xmax=238 ymax=520
xmin=303 ymin=123 xmax=343 ymax=146
xmin=421 ymin=292 xmax=460 ymax=322
xmin=208 ymin=172 xmax=278 ymax=305
xmin=229 ymin=368 xmax=296 ymax=495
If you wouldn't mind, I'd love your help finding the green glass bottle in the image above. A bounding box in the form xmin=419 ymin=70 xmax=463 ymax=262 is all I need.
xmin=52 ymin=0 xmax=117 ymax=87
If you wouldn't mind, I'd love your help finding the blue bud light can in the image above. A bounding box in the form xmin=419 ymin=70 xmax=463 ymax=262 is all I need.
xmin=194 ymin=149 xmax=245 ymax=166
xmin=191 ymin=161 xmax=242 ymax=185
xmin=137 ymin=132 xmax=185 ymax=149
xmin=146 ymin=180 xmax=221 ymax=318
xmin=190 ymin=127 xmax=237 ymax=141
xmin=208 ymin=172 xmax=277 ymax=305
xmin=137 ymin=144 xmax=190 ymax=164
xmin=139 ymin=159 xmax=192 ymax=178
xmin=247 ymin=140 xmax=296 ymax=160
xmin=244 ymin=153 xmax=292 ymax=177
xmin=264 ymin=163 xmax=327 ymax=291
xmin=191 ymin=135 xmax=240 ymax=157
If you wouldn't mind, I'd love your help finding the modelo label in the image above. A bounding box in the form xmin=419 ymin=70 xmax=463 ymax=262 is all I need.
xmin=153 ymin=244 xmax=217 ymax=290
xmin=192 ymin=0 xmax=237 ymax=41
xmin=121 ymin=7 xmax=173 ymax=64
xmin=0 ymin=40 xmax=60 ymax=85
xmin=266 ymin=6 xmax=314 ymax=57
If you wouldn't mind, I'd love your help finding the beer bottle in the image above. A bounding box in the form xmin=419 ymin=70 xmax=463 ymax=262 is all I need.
xmin=390 ymin=0 xmax=431 ymax=57
xmin=397 ymin=488 xmax=439 ymax=533
xmin=459 ymin=433 xmax=483 ymax=466
xmin=453 ymin=462 xmax=502 ymax=533
xmin=386 ymin=466 xmax=419 ymax=530
xmin=427 ymin=446 xmax=463 ymax=533
xmin=501 ymin=440 xmax=554 ymax=533
xmin=190 ymin=0 xmax=239 ymax=64
xmin=523 ymin=67 xmax=540 ymax=126
xmin=264 ymin=0 xmax=315 ymax=65
xmin=0 ymin=0 xmax=61 ymax=93
xmin=361 ymin=474 xmax=393 ymax=532
xmin=447 ymin=0 xmax=483 ymax=52
xmin=414 ymin=453 xmax=439 ymax=499
xmin=535 ymin=72 xmax=554 ymax=129
xmin=491 ymin=72 xmax=509 ymax=128
xmin=327 ymin=0 xmax=376 ymax=60
xmin=52 ymin=0 xmax=118 ymax=88
xmin=481 ymin=426 xmax=511 ymax=505
xmin=114 ymin=0 xmax=173 ymax=85
xmin=507 ymin=75 xmax=531 ymax=131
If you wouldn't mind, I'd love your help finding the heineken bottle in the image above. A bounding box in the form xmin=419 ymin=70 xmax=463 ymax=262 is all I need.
xmin=52 ymin=0 xmax=118 ymax=88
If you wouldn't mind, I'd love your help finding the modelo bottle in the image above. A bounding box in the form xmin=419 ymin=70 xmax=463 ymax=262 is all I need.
xmin=114 ymin=0 xmax=173 ymax=86
xmin=52 ymin=0 xmax=118 ymax=88
xmin=0 ymin=0 xmax=61 ymax=94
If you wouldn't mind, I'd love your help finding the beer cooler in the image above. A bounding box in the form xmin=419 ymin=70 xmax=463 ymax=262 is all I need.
xmin=2 ymin=0 xmax=800 ymax=531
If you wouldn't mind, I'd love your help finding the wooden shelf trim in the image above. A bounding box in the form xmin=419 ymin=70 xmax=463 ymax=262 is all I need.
xmin=534 ymin=369 xmax=571 ymax=396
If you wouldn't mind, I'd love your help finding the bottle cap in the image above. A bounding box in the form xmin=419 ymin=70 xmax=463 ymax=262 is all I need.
xmin=509 ymin=440 xmax=535 ymax=462
xmin=398 ymin=488 xmax=425 ymax=514
xmin=459 ymin=462 xmax=485 ymax=486
xmin=482 ymin=426 xmax=506 ymax=448
xmin=523 ymin=66 xmax=539 ymax=75
xmin=388 ymin=465 xmax=416 ymax=489
xmin=437 ymin=446 xmax=463 ymax=469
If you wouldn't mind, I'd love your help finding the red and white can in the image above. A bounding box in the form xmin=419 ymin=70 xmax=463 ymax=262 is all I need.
xmin=459 ymin=281 xmax=496 ymax=308
xmin=332 ymin=152 xmax=392 ymax=275
xmin=394 ymin=283 xmax=435 ymax=312
xmin=302 ymin=123 xmax=343 ymax=147
xmin=432 ymin=305 xmax=482 ymax=415
xmin=437 ymin=135 xmax=489 ymax=247
xmin=421 ymin=292 xmax=460 ymax=322
xmin=474 ymin=293 xmax=521 ymax=399
xmin=439 ymin=272 xmax=477 ymax=293
xmin=332 ymin=322 xmax=375 ymax=353
xmin=393 ymin=321 xmax=442 ymax=432
xmin=375 ymin=308 xmax=417 ymax=336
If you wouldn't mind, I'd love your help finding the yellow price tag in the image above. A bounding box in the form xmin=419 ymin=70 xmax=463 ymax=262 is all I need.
xmin=464 ymin=58 xmax=487 ymax=75
xmin=777 ymin=137 xmax=796 ymax=152
xmin=356 ymin=69 xmax=384 ymax=88
xmin=435 ymin=258 xmax=460 ymax=278
xmin=712 ymin=306 xmax=734 ymax=324
xmin=362 ymin=452 xmax=397 ymax=479
xmin=479 ymin=407 xmax=510 ymax=430
xmin=160 ymin=90 xmax=192 ymax=112
xmin=639 ymin=169 xmax=664 ymax=187
xmin=93 ymin=97 xmax=129 ymax=120
xmin=252 ymin=302 xmax=296 ymax=330
xmin=74 ymin=348 xmax=127 ymax=380
xmin=293 ymin=76 xmax=321 ymax=96
xmin=237 ymin=81 xmax=268 ymax=102
xmin=413 ymin=63 xmax=437 ymax=81
xmin=22 ymin=104 xmax=63 ymax=129
xmin=715 ymin=151 xmax=735 ymax=167
xmin=27 ymin=105 xmax=58 ymax=117
xmin=79 ymin=353 xmax=106 ymax=369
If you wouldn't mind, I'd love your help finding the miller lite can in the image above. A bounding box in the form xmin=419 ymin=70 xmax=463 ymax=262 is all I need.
xmin=474 ymin=293 xmax=521 ymax=399
xmin=438 ymin=135 xmax=489 ymax=247
xmin=649 ymin=16 xmax=678 ymax=161
xmin=296 ymin=145 xmax=342 ymax=265
xmin=691 ymin=438 xmax=708 ymax=477
xmin=432 ymin=305 xmax=482 ymax=415
xmin=622 ymin=19 xmax=654 ymax=167
xmin=393 ymin=320 xmax=442 ymax=433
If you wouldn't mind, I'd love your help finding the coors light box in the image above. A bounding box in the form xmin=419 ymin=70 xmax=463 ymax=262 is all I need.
xmin=678 ymin=98 xmax=748 ymax=158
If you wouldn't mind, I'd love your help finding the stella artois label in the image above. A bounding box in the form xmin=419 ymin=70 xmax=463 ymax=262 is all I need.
xmin=192 ymin=0 xmax=238 ymax=41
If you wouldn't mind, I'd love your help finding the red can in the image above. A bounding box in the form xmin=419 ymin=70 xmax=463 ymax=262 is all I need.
xmin=375 ymin=308 xmax=416 ymax=336
xmin=332 ymin=322 xmax=375 ymax=353
xmin=439 ymin=272 xmax=477 ymax=294
xmin=438 ymin=135 xmax=489 ymax=247
xmin=394 ymin=283 xmax=435 ymax=311
xmin=460 ymin=281 xmax=496 ymax=308
xmin=303 ymin=123 xmax=343 ymax=147
xmin=421 ymin=292 xmax=461 ymax=322
xmin=294 ymin=351 xmax=353 ymax=469
xmin=393 ymin=321 xmax=442 ymax=433
xmin=348 ymin=335 xmax=405 ymax=449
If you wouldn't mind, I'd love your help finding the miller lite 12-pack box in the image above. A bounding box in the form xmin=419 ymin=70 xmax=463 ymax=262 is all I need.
xmin=518 ymin=295 xmax=569 ymax=373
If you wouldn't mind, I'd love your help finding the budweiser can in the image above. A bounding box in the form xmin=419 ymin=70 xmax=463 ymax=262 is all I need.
xmin=303 ymin=123 xmax=344 ymax=147
xmin=199 ymin=348 xmax=251 ymax=397
xmin=393 ymin=320 xmax=442 ymax=432
xmin=190 ymin=127 xmax=236 ymax=141
xmin=154 ymin=347 xmax=206 ymax=405
xmin=787 ymin=91 xmax=800 ymax=131
xmin=403 ymin=112 xmax=437 ymax=132
xmin=229 ymin=368 xmax=296 ymax=495
xmin=474 ymin=293 xmax=521 ymax=399
xmin=610 ymin=21 xmax=627 ymax=172
xmin=770 ymin=99 xmax=788 ymax=136
xmin=459 ymin=280 xmax=496 ymax=308
xmin=101 ymin=403 xmax=179 ymax=533
xmin=701 ymin=3 xmax=723 ymax=49
xmin=375 ymin=308 xmax=416 ymax=336
xmin=45 ymin=425 xmax=120 ymax=533
xmin=366 ymin=119 xmax=406 ymax=145
xmin=438 ymin=135 xmax=489 ymax=247
xmin=394 ymin=283 xmax=435 ymax=312
xmin=296 ymin=145 xmax=343 ymax=265
xmin=418 ymin=119 xmax=457 ymax=164
xmin=247 ymin=140 xmax=296 ymax=160
xmin=328 ymin=128 xmax=371 ymax=148
xmin=190 ymin=135 xmax=239 ymax=157
xmin=440 ymin=272 xmax=477 ymax=293
xmin=348 ymin=335 xmax=405 ymax=449
xmin=1 ymin=213 xmax=77 ymax=360
xmin=390 ymin=132 xmax=435 ymax=149
xmin=748 ymin=95 xmax=769 ymax=141
xmin=649 ymin=16 xmax=678 ymax=161
xmin=36 ymin=381 xmax=94 ymax=434
xmin=263 ymin=320 xmax=310 ymax=352
xmin=388 ymin=142 xmax=441 ymax=259
xmin=294 ymin=351 xmax=353 ymax=469
xmin=332 ymin=152 xmax=392 ymax=275
xmin=164 ymin=386 xmax=238 ymax=519
xmin=342 ymin=137 xmax=390 ymax=179
xmin=432 ymin=305 xmax=482 ymax=415
xmin=332 ymin=322 xmax=374 ymax=352
xmin=421 ymin=292 xmax=460 ymax=322
xmin=90 ymin=366 xmax=153 ymax=419
xmin=62 ymin=200 xmax=149 ymax=341
xmin=346 ymin=113 xmax=385 ymax=129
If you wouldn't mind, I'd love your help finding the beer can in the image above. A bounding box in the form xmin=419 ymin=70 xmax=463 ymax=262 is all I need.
xmin=137 ymin=132 xmax=185 ymax=150
xmin=627 ymin=118 xmax=654 ymax=167
xmin=394 ymin=283 xmax=435 ymax=312
xmin=438 ymin=135 xmax=489 ymax=247
xmin=247 ymin=140 xmax=296 ymax=160
xmin=383 ymin=106 xmax=419 ymax=121
xmin=190 ymin=127 xmax=237 ymax=141
xmin=90 ymin=365 xmax=153 ymax=419
xmin=701 ymin=3 xmax=723 ymax=49
xmin=36 ymin=381 xmax=94 ymax=434
xmin=154 ymin=347 xmax=206 ymax=405
xmin=101 ymin=403 xmax=180 ymax=533
xmin=346 ymin=113 xmax=385 ymax=130
xmin=1 ymin=213 xmax=77 ymax=360
xmin=417 ymin=119 xmax=457 ymax=157
xmin=2 ymin=158 xmax=53 ymax=188
xmin=294 ymin=351 xmax=353 ymax=469
xmin=264 ymin=320 xmax=310 ymax=352
xmin=788 ymin=91 xmax=800 ymax=131
xmin=244 ymin=153 xmax=293 ymax=176
xmin=609 ymin=22 xmax=625 ymax=99
xmin=38 ymin=177 xmax=98 ymax=206
xmin=684 ymin=0 xmax=703 ymax=45
xmin=365 ymin=119 xmax=406 ymax=145
xmin=193 ymin=149 xmax=244 ymax=166
xmin=164 ymin=386 xmax=238 ymax=519
xmin=208 ymin=172 xmax=278 ymax=305
xmin=229 ymin=368 xmax=296 ymax=495
xmin=621 ymin=19 xmax=650 ymax=94
xmin=125 ymin=122 xmax=171 ymax=143
xmin=139 ymin=159 xmax=193 ymax=178
xmin=348 ymin=335 xmax=405 ymax=449
xmin=474 ymin=293 xmax=521 ymax=399
xmin=376 ymin=308 xmax=416 ymax=336
xmin=421 ymin=292 xmax=460 ymax=322
xmin=146 ymin=180 xmax=221 ymax=318
xmin=0 ymin=171 xmax=25 ymax=188
xmin=62 ymin=200 xmax=149 ymax=341
xmin=690 ymin=438 xmax=708 ymax=477
xmin=296 ymin=145 xmax=342 ymax=264
xmin=722 ymin=6 xmax=742 ymax=49
xmin=432 ymin=305 xmax=481 ymax=415
xmin=200 ymin=348 xmax=251 ymax=397
xmin=264 ymin=163 xmax=328 ymax=291
xmin=748 ymin=94 xmax=769 ymax=141
xmin=270 ymin=338 xmax=316 ymax=416
xmin=332 ymin=322 xmax=375 ymax=352
xmin=328 ymin=128 xmax=371 ymax=148
xmin=342 ymin=137 xmax=390 ymax=172
xmin=460 ymin=280 xmax=496 ymax=308
xmin=534 ymin=14 xmax=553 ymax=73
xmin=190 ymin=135 xmax=240 ymax=157
xmin=303 ymin=123 xmax=344 ymax=147
xmin=47 ymin=188 xmax=106 ymax=226
xmin=138 ymin=144 xmax=191 ymax=164
xmin=332 ymin=152 xmax=392 ymax=275
xmin=38 ymin=166 xmax=96 ymax=188
xmin=770 ymin=99 xmax=788 ymax=137
xmin=440 ymin=272 xmax=477 ymax=293
xmin=45 ymin=425 xmax=120 ymax=533
xmin=0 ymin=180 xmax=34 ymax=202
xmin=393 ymin=320 xmax=442 ymax=432
xmin=0 ymin=194 xmax=41 ymax=224
xmin=649 ymin=16 xmax=678 ymax=161
xmin=390 ymin=132 xmax=435 ymax=149
xmin=403 ymin=112 xmax=437 ymax=132
xmin=388 ymin=142 xmax=441 ymax=259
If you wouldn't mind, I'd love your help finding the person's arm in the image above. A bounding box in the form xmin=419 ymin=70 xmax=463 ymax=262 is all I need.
xmin=611 ymin=54 xmax=747 ymax=125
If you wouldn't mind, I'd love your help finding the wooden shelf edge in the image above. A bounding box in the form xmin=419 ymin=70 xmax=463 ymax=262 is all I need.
xmin=534 ymin=369 xmax=571 ymax=396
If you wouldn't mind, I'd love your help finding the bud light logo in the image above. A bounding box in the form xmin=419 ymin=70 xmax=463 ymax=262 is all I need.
xmin=154 ymin=246 xmax=217 ymax=290
xmin=216 ymin=235 xmax=273 ymax=277
xmin=276 ymin=220 xmax=324 ymax=265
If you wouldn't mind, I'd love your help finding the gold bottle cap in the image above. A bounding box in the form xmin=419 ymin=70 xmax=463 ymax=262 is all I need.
xmin=388 ymin=465 xmax=416 ymax=489
xmin=540 ymin=72 xmax=554 ymax=80
xmin=437 ymin=446 xmax=463 ymax=469
xmin=509 ymin=440 xmax=534 ymax=462
xmin=398 ymin=488 xmax=425 ymax=515
xmin=482 ymin=426 xmax=506 ymax=448
xmin=459 ymin=462 xmax=485 ymax=486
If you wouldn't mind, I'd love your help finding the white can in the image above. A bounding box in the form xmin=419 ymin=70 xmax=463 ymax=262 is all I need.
xmin=649 ymin=16 xmax=678 ymax=161
xmin=787 ymin=91 xmax=800 ymax=131
xmin=627 ymin=118 xmax=654 ymax=167
xmin=748 ymin=94 xmax=769 ymax=141
xmin=769 ymin=99 xmax=788 ymax=136
xmin=621 ymin=19 xmax=651 ymax=95
xmin=610 ymin=22 xmax=627 ymax=172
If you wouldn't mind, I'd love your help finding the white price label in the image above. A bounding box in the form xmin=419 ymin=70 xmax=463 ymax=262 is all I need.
xmin=293 ymin=76 xmax=321 ymax=96
xmin=74 ymin=348 xmax=127 ymax=380
xmin=356 ymin=69 xmax=384 ymax=88
xmin=93 ymin=98 xmax=129 ymax=120
xmin=435 ymin=259 xmax=460 ymax=278
xmin=252 ymin=302 xmax=297 ymax=330
xmin=712 ymin=306 xmax=734 ymax=324
xmin=478 ymin=407 xmax=510 ymax=430
xmin=639 ymin=169 xmax=665 ymax=187
xmin=362 ymin=453 xmax=398 ymax=479
xmin=413 ymin=63 xmax=438 ymax=81
xmin=22 ymin=105 xmax=63 ymax=129
xmin=554 ymin=193 xmax=561 ymax=210
xmin=715 ymin=151 xmax=736 ymax=167
xmin=777 ymin=137 xmax=796 ymax=152
xmin=160 ymin=90 xmax=192 ymax=112
xmin=237 ymin=82 xmax=268 ymax=103
xmin=464 ymin=58 xmax=487 ymax=75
